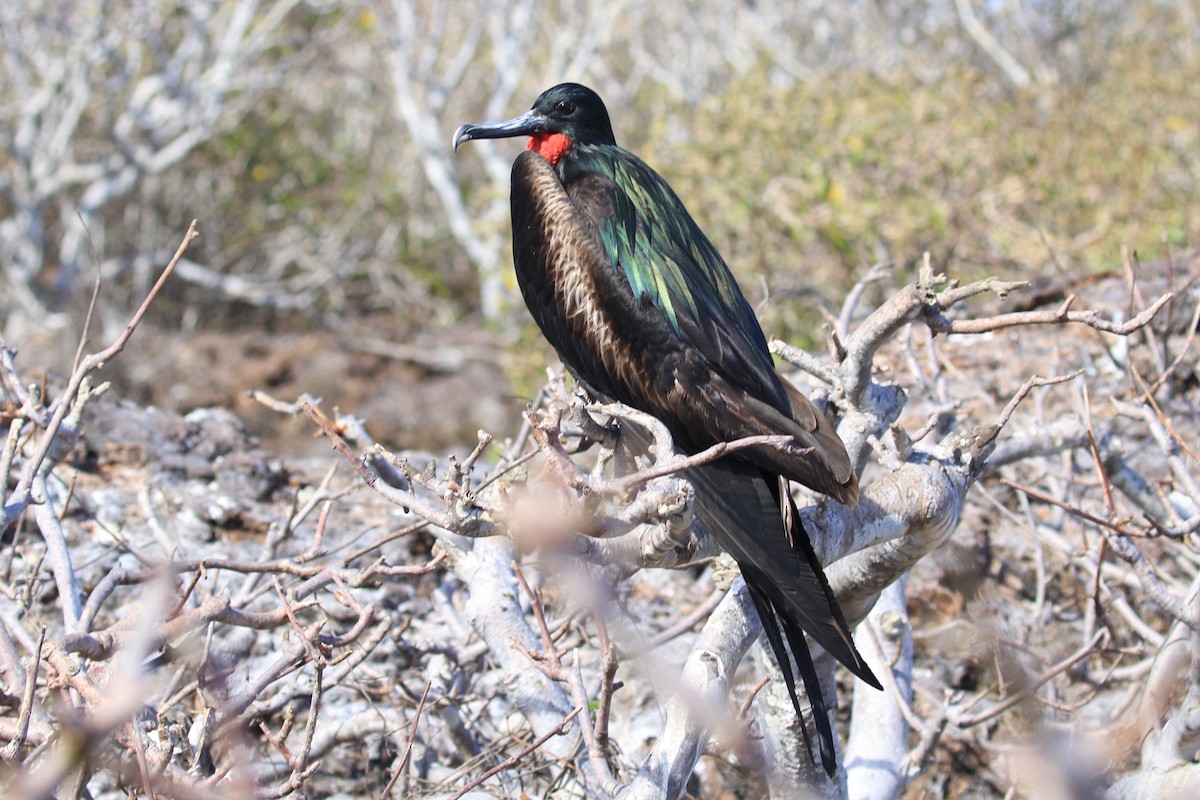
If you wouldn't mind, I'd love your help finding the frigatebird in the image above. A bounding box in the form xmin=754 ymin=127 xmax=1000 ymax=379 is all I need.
xmin=453 ymin=83 xmax=880 ymax=776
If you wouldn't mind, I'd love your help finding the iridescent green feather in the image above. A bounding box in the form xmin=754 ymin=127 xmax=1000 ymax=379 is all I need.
xmin=564 ymin=144 xmax=777 ymax=391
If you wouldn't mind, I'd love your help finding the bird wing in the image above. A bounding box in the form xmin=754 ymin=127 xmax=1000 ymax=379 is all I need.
xmin=567 ymin=146 xmax=788 ymax=410
xmin=557 ymin=147 xmax=858 ymax=504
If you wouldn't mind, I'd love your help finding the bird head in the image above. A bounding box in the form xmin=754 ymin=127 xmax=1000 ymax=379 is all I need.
xmin=452 ymin=83 xmax=617 ymax=166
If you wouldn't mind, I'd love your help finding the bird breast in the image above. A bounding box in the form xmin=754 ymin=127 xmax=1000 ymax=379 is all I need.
xmin=512 ymin=152 xmax=646 ymax=394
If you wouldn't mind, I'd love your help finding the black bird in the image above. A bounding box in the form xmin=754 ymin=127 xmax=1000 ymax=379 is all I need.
xmin=453 ymin=83 xmax=880 ymax=775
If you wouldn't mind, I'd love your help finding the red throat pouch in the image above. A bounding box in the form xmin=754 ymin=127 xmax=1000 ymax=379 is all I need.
xmin=526 ymin=133 xmax=572 ymax=166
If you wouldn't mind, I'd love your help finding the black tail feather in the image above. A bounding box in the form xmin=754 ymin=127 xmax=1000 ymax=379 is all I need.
xmin=773 ymin=478 xmax=882 ymax=690
xmin=778 ymin=591 xmax=838 ymax=776
xmin=744 ymin=574 xmax=834 ymax=775
xmin=684 ymin=456 xmax=880 ymax=776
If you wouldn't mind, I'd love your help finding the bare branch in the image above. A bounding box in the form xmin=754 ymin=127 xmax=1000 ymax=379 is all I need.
xmin=927 ymin=292 xmax=1174 ymax=336
xmin=446 ymin=706 xmax=583 ymax=800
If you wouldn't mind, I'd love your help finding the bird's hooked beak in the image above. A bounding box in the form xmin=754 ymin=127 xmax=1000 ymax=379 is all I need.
xmin=452 ymin=109 xmax=551 ymax=151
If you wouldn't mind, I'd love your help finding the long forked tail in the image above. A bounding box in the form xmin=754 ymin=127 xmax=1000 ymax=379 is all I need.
xmin=685 ymin=457 xmax=880 ymax=777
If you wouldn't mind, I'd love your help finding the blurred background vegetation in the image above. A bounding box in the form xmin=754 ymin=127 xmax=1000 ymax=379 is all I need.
xmin=1 ymin=0 xmax=1196 ymax=447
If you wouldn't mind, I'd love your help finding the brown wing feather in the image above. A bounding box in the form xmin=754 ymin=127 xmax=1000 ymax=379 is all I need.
xmin=757 ymin=374 xmax=859 ymax=506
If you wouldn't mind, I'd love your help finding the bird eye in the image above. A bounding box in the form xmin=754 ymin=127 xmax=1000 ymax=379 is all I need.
xmin=555 ymin=99 xmax=575 ymax=115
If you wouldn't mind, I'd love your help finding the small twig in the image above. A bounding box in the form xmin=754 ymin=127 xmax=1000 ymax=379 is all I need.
xmin=738 ymin=675 xmax=772 ymax=720
xmin=445 ymin=707 xmax=583 ymax=800
xmin=302 ymin=500 xmax=334 ymax=559
xmin=861 ymin=621 xmax=929 ymax=735
xmin=994 ymin=371 xmax=1084 ymax=431
xmin=56 ymin=473 xmax=77 ymax=523
xmin=907 ymin=702 xmax=951 ymax=774
xmin=249 ymin=390 xmax=322 ymax=415
xmin=1148 ymin=295 xmax=1200 ymax=395
xmin=645 ymin=589 xmax=725 ymax=649
xmin=301 ymin=400 xmax=482 ymax=534
xmin=3 ymin=222 xmax=198 ymax=530
xmin=129 ymin=713 xmax=155 ymax=799
xmin=71 ymin=214 xmax=105 ymax=376
xmin=1129 ymin=365 xmax=1200 ymax=463
xmin=837 ymin=262 xmax=894 ymax=338
xmin=0 ymin=419 xmax=25 ymax=490
xmin=343 ymin=521 xmax=431 ymax=564
xmin=273 ymin=578 xmax=322 ymax=666
xmin=166 ymin=569 xmax=205 ymax=622
xmin=1001 ymin=479 xmax=1139 ymax=539
xmin=907 ymin=408 xmax=954 ymax=447
xmin=262 ymin=763 xmax=322 ymax=799
xmin=505 ymin=382 xmax=551 ymax=462
xmin=259 ymin=707 xmax=297 ymax=759
xmin=302 ymin=402 xmax=377 ymax=484
xmin=953 ymin=630 xmax=1106 ymax=727
xmin=528 ymin=405 xmax=589 ymax=490
xmin=770 ymin=339 xmax=840 ymax=385
xmin=592 ymin=611 xmax=618 ymax=759
xmin=599 ymin=432 xmax=803 ymax=497
xmin=294 ymin=665 xmax=324 ymax=785
xmin=380 ymin=682 xmax=432 ymax=799
xmin=461 ymin=429 xmax=494 ymax=473
xmin=514 ymin=563 xmax=560 ymax=668
xmin=510 ymin=564 xmax=620 ymax=792
xmin=569 ymin=654 xmax=620 ymax=793
xmin=929 ymin=291 xmax=1173 ymax=336
xmin=1082 ymin=385 xmax=1117 ymax=518
xmin=1106 ymin=535 xmax=1198 ymax=627
xmin=97 ymin=552 xmax=445 ymax=589
xmin=1 ymin=626 xmax=44 ymax=758
xmin=1091 ymin=537 xmax=1109 ymax=626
